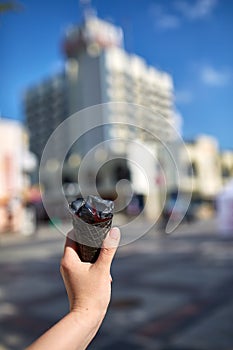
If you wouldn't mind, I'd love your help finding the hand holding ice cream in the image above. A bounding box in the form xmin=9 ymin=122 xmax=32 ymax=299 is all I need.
xmin=60 ymin=227 xmax=120 ymax=322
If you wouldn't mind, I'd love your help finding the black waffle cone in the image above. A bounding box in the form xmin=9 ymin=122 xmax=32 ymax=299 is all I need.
xmin=71 ymin=215 xmax=112 ymax=263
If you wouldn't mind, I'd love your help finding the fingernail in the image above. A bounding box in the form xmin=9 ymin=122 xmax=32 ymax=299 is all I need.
xmin=109 ymin=227 xmax=120 ymax=240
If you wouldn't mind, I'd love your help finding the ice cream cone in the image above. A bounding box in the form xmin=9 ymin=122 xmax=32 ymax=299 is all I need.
xmin=69 ymin=196 xmax=113 ymax=263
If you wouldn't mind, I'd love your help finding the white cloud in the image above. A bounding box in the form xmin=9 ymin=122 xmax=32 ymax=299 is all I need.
xmin=200 ymin=65 xmax=232 ymax=86
xmin=149 ymin=4 xmax=181 ymax=30
xmin=175 ymin=89 xmax=194 ymax=104
xmin=157 ymin=14 xmax=180 ymax=29
xmin=149 ymin=0 xmax=218 ymax=31
xmin=175 ymin=0 xmax=218 ymax=20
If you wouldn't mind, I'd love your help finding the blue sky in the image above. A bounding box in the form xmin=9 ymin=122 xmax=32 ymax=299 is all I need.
xmin=0 ymin=0 xmax=233 ymax=150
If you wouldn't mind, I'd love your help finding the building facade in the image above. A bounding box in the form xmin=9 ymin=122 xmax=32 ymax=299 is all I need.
xmin=0 ymin=118 xmax=37 ymax=232
xmin=24 ymin=73 xmax=69 ymax=160
xmin=183 ymin=135 xmax=223 ymax=198
xmin=25 ymin=15 xmax=176 ymax=158
xmin=24 ymin=15 xmax=180 ymax=219
xmin=221 ymin=150 xmax=233 ymax=185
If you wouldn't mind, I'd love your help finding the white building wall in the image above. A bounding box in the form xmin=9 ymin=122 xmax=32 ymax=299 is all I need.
xmin=102 ymin=47 xmax=175 ymax=141
xmin=0 ymin=120 xmax=24 ymax=198
xmin=184 ymin=135 xmax=222 ymax=197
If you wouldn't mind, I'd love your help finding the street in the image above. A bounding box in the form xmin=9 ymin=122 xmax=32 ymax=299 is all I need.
xmin=0 ymin=218 xmax=233 ymax=350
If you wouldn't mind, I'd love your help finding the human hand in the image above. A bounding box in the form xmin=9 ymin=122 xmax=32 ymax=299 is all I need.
xmin=60 ymin=227 xmax=120 ymax=327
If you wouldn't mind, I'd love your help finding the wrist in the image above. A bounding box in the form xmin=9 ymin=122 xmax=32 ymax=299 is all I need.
xmin=69 ymin=306 xmax=106 ymax=330
xmin=61 ymin=311 xmax=103 ymax=350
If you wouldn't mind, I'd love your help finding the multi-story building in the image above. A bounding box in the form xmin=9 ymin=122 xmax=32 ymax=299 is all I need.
xmin=24 ymin=73 xmax=69 ymax=160
xmin=221 ymin=150 xmax=233 ymax=185
xmin=64 ymin=15 xmax=175 ymax=148
xmin=25 ymin=15 xmax=176 ymax=157
xmin=183 ymin=135 xmax=223 ymax=198
xmin=0 ymin=118 xmax=37 ymax=233
xmin=24 ymin=14 xmax=179 ymax=219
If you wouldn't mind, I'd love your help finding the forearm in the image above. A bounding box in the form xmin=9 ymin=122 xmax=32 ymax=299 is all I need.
xmin=26 ymin=227 xmax=120 ymax=350
xmin=25 ymin=311 xmax=102 ymax=350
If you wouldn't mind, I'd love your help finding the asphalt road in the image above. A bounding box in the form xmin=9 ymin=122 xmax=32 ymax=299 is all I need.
xmin=0 ymin=218 xmax=233 ymax=350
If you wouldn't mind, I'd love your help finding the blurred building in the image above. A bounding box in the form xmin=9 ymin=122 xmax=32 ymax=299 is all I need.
xmin=183 ymin=135 xmax=223 ymax=199
xmin=0 ymin=118 xmax=37 ymax=232
xmin=24 ymin=15 xmax=176 ymax=158
xmin=221 ymin=150 xmax=233 ymax=185
xmin=65 ymin=17 xmax=174 ymax=140
xmin=24 ymin=73 xmax=69 ymax=160
xmin=24 ymin=14 xmax=180 ymax=219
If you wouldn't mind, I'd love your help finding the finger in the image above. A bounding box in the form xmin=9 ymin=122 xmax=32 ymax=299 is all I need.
xmin=95 ymin=227 xmax=120 ymax=269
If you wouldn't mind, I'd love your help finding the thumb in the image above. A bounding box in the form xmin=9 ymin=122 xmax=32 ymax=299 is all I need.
xmin=96 ymin=227 xmax=121 ymax=269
